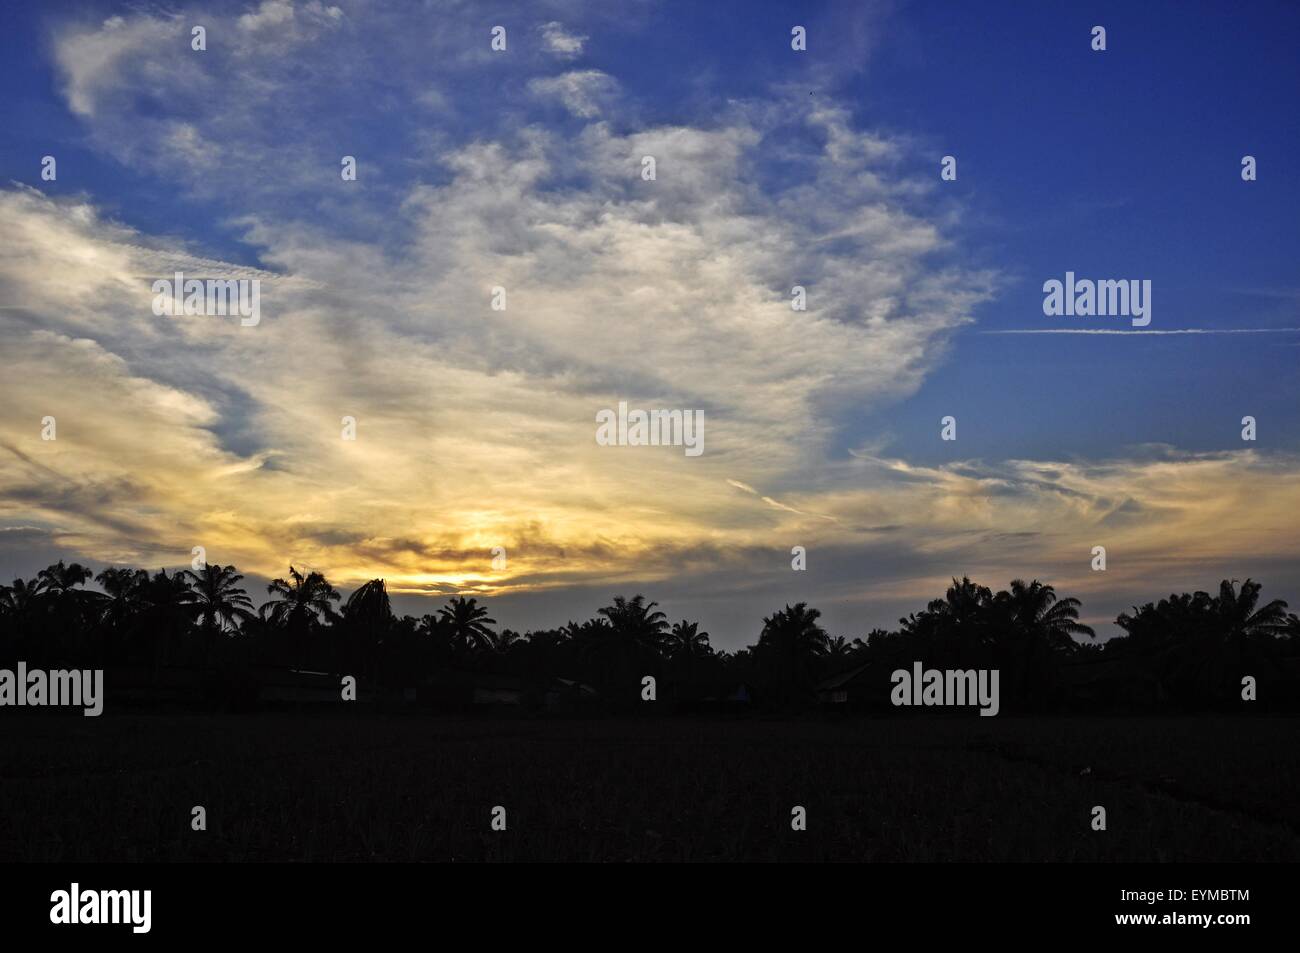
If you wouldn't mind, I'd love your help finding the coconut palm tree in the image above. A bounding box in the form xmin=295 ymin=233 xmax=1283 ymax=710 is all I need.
xmin=343 ymin=579 xmax=392 ymax=626
xmin=35 ymin=559 xmax=93 ymax=596
xmin=1116 ymin=590 xmax=1216 ymax=652
xmin=938 ymin=576 xmax=997 ymax=663
xmin=596 ymin=595 xmax=670 ymax=657
xmin=93 ymin=567 xmax=148 ymax=663
xmin=0 ymin=577 xmax=43 ymax=660
xmin=994 ymin=579 xmax=1094 ymax=708
xmin=664 ymin=620 xmax=711 ymax=662
xmin=0 ymin=577 xmax=41 ymax=619
xmin=945 ymin=576 xmax=994 ymax=626
xmin=758 ymin=603 xmax=828 ymax=656
xmin=96 ymin=567 xmax=147 ymax=618
xmin=33 ymin=560 xmax=98 ymax=661
xmin=662 ymin=619 xmax=712 ymax=692
xmin=341 ymin=578 xmax=394 ymax=677
xmin=757 ymin=602 xmax=829 ymax=705
xmin=825 ymin=635 xmax=852 ymax=660
xmin=575 ymin=596 xmax=669 ymax=697
xmin=1157 ymin=580 xmax=1291 ymax=704
xmin=262 ymin=566 xmax=341 ymax=628
xmin=484 ymin=629 xmax=523 ymax=654
xmin=131 ymin=569 xmax=200 ymax=671
xmin=437 ymin=595 xmax=497 ymax=659
xmin=183 ymin=564 xmax=256 ymax=659
xmin=998 ymin=579 xmax=1095 ymax=648
xmin=416 ymin=612 xmax=453 ymax=661
xmin=261 ymin=566 xmax=341 ymax=667
xmin=1214 ymin=578 xmax=1290 ymax=639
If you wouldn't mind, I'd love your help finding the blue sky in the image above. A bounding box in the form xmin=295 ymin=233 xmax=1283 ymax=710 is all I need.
xmin=0 ymin=0 xmax=1297 ymax=645
xmin=8 ymin=0 xmax=1297 ymax=467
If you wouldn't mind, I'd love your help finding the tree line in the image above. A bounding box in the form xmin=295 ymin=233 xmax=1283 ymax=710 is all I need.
xmin=2 ymin=560 xmax=1298 ymax=711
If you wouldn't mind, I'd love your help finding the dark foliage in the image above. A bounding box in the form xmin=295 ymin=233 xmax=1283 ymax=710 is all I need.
xmin=1 ymin=562 xmax=1297 ymax=712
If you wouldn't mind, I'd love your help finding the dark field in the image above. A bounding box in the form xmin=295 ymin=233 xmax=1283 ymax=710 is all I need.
xmin=2 ymin=713 xmax=1297 ymax=862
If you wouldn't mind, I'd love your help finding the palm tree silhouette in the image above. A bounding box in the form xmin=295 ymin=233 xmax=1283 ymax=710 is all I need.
xmin=437 ymin=595 xmax=497 ymax=659
xmin=0 ymin=577 xmax=42 ymax=619
xmin=484 ymin=629 xmax=522 ymax=654
xmin=999 ymin=579 xmax=1095 ymax=648
xmin=184 ymin=564 xmax=255 ymax=660
xmin=1160 ymin=579 xmax=1291 ymax=702
xmin=757 ymin=602 xmax=829 ymax=704
xmin=341 ymin=579 xmax=394 ymax=677
xmin=1215 ymin=578 xmax=1290 ymax=638
xmin=262 ymin=566 xmax=341 ymax=627
xmin=93 ymin=567 xmax=148 ymax=663
xmin=663 ymin=619 xmax=711 ymax=693
xmin=32 ymin=561 xmax=97 ymax=661
xmin=759 ymin=603 xmax=828 ymax=655
xmin=1 ymin=550 xmax=1296 ymax=715
xmin=943 ymin=576 xmax=996 ymax=658
xmin=35 ymin=559 xmax=93 ymax=595
xmin=95 ymin=567 xmax=147 ymax=616
xmin=825 ymin=635 xmax=853 ymax=662
xmin=132 ymin=569 xmax=199 ymax=673
xmin=0 ymin=577 xmax=43 ymax=660
xmin=995 ymin=579 xmax=1095 ymax=705
xmin=262 ymin=566 xmax=341 ymax=667
xmin=665 ymin=620 xmax=711 ymax=662
xmin=577 ymin=596 xmax=668 ymax=696
xmin=596 ymin=595 xmax=669 ymax=655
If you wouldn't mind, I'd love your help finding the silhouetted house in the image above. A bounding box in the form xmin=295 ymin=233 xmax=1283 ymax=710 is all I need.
xmin=549 ymin=677 xmax=599 ymax=709
xmin=418 ymin=670 xmax=599 ymax=710
xmin=258 ymin=668 xmax=367 ymax=706
xmin=472 ymin=674 xmax=529 ymax=707
xmin=816 ymin=663 xmax=878 ymax=707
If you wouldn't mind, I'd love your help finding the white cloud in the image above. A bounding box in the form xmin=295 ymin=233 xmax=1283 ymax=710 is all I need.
xmin=528 ymin=70 xmax=619 ymax=118
xmin=15 ymin=3 xmax=1296 ymax=642
xmin=2 ymin=180 xmax=1298 ymax=637
xmin=540 ymin=21 xmax=587 ymax=58
xmin=238 ymin=0 xmax=296 ymax=32
xmin=54 ymin=15 xmax=178 ymax=117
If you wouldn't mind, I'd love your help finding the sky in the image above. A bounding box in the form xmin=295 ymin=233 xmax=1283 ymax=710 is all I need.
xmin=0 ymin=0 xmax=1298 ymax=647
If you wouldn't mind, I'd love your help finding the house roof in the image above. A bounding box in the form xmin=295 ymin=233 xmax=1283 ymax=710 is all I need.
xmin=553 ymin=677 xmax=598 ymax=696
xmin=816 ymin=662 xmax=872 ymax=692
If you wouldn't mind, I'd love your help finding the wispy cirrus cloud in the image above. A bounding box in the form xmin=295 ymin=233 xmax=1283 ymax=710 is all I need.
xmin=528 ymin=69 xmax=619 ymax=117
xmin=3 ymin=0 xmax=1295 ymax=643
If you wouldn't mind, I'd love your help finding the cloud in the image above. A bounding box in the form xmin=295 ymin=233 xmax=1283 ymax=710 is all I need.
xmin=53 ymin=14 xmax=177 ymax=117
xmin=0 ymin=86 xmax=991 ymax=628
xmin=540 ymin=21 xmax=586 ymax=58
xmin=528 ymin=70 xmax=619 ymax=117
xmin=237 ymin=0 xmax=296 ymax=32
xmin=7 ymin=2 xmax=1296 ymax=645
